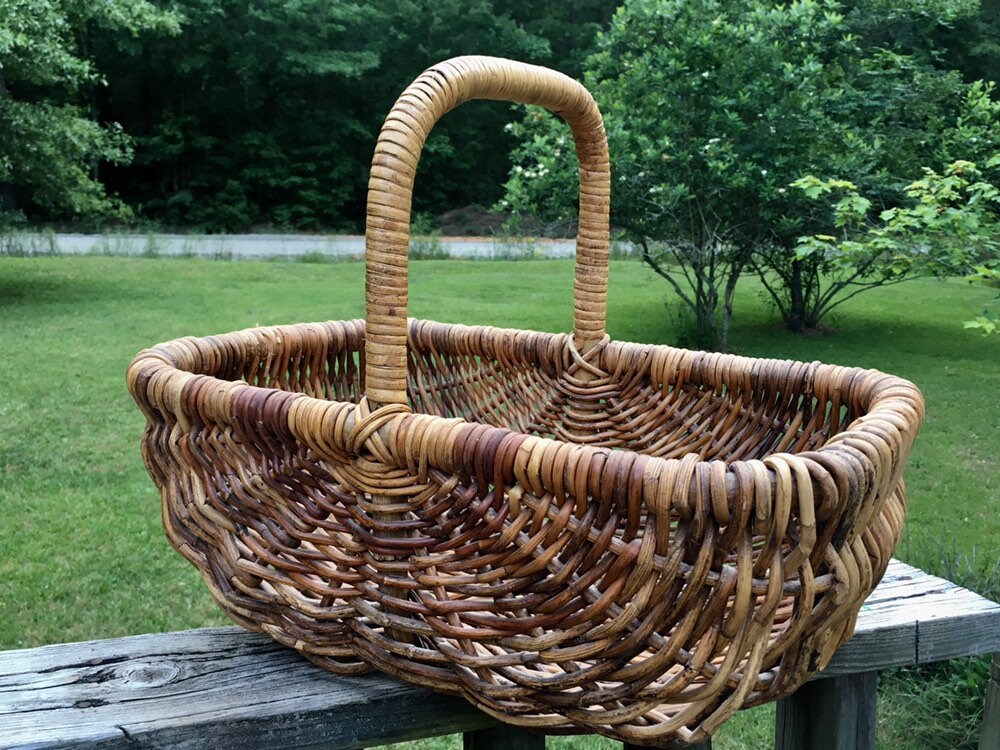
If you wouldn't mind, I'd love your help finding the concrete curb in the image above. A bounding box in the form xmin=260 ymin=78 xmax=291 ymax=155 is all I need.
xmin=0 ymin=232 xmax=639 ymax=260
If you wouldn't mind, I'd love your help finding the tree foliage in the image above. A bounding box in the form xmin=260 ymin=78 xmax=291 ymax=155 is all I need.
xmin=791 ymin=158 xmax=1000 ymax=327
xmin=0 ymin=0 xmax=178 ymax=221
xmin=0 ymin=0 xmax=610 ymax=230
xmin=935 ymin=0 xmax=1000 ymax=87
xmin=502 ymin=0 xmax=1000 ymax=349
xmin=493 ymin=0 xmax=617 ymax=77
xmin=88 ymin=0 xmax=608 ymax=231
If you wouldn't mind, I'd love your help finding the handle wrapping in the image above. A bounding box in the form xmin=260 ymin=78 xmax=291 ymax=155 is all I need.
xmin=364 ymin=56 xmax=611 ymax=406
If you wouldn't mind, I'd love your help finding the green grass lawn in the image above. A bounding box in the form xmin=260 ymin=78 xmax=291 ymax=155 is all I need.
xmin=1 ymin=255 xmax=997 ymax=748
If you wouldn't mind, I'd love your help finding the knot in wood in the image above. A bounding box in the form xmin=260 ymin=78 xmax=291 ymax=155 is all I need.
xmin=120 ymin=661 xmax=180 ymax=688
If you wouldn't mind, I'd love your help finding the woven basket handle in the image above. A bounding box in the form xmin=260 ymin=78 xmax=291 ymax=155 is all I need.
xmin=364 ymin=56 xmax=611 ymax=406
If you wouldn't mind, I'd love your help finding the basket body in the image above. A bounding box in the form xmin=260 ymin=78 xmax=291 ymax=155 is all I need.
xmin=128 ymin=316 xmax=922 ymax=745
xmin=128 ymin=55 xmax=924 ymax=746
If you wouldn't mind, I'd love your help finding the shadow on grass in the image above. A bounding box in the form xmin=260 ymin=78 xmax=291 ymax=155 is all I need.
xmin=0 ymin=271 xmax=118 ymax=310
xmin=724 ymin=310 xmax=992 ymax=365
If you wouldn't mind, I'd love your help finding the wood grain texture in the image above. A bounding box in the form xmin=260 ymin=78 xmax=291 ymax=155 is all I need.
xmin=774 ymin=671 xmax=877 ymax=750
xmin=981 ymin=653 xmax=1000 ymax=750
xmin=1 ymin=561 xmax=997 ymax=750
xmin=0 ymin=629 xmax=491 ymax=750
xmin=822 ymin=560 xmax=1000 ymax=676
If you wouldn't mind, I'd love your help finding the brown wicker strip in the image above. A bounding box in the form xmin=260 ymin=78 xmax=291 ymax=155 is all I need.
xmin=127 ymin=57 xmax=924 ymax=747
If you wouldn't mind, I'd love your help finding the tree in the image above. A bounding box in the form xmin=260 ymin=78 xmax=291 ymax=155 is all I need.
xmin=934 ymin=0 xmax=1000 ymax=87
xmin=93 ymin=0 xmax=564 ymax=231
xmin=754 ymin=9 xmax=1000 ymax=332
xmin=790 ymin=158 xmax=1000 ymax=328
xmin=0 ymin=0 xmax=178 ymax=222
xmin=93 ymin=0 xmax=395 ymax=231
xmin=767 ymin=84 xmax=1000 ymax=329
xmin=502 ymin=0 xmax=1000 ymax=347
xmin=495 ymin=0 xmax=617 ymax=77
xmin=505 ymin=0 xmax=864 ymax=348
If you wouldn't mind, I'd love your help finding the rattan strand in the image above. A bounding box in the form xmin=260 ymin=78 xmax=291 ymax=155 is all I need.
xmin=127 ymin=57 xmax=924 ymax=747
xmin=365 ymin=56 xmax=610 ymax=406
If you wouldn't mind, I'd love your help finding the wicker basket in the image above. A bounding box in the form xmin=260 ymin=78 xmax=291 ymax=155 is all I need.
xmin=127 ymin=56 xmax=924 ymax=746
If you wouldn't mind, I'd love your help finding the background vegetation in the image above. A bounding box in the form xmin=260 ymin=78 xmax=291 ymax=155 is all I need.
xmin=3 ymin=0 xmax=997 ymax=338
xmin=2 ymin=0 xmax=998 ymax=747
xmin=1 ymin=0 xmax=613 ymax=230
xmin=503 ymin=0 xmax=1000 ymax=347
xmin=1 ymin=0 xmax=998 ymax=234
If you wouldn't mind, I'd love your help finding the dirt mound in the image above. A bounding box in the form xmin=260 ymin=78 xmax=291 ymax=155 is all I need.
xmin=435 ymin=205 xmax=574 ymax=238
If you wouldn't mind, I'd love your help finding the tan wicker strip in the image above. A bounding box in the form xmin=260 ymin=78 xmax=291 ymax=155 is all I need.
xmin=365 ymin=56 xmax=610 ymax=406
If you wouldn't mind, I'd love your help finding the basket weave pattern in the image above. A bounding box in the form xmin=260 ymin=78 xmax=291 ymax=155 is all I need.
xmin=127 ymin=57 xmax=924 ymax=746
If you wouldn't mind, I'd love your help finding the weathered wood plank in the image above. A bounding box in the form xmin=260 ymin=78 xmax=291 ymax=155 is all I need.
xmin=0 ymin=560 xmax=997 ymax=750
xmin=822 ymin=560 xmax=1000 ymax=677
xmin=0 ymin=629 xmax=493 ymax=750
xmin=463 ymin=725 xmax=544 ymax=749
xmin=774 ymin=672 xmax=877 ymax=750
xmin=916 ymin=608 xmax=1000 ymax=665
xmin=981 ymin=653 xmax=1000 ymax=750
xmin=821 ymin=622 xmax=917 ymax=676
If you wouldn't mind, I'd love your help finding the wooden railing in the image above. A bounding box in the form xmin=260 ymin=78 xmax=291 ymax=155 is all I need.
xmin=2 ymin=560 xmax=998 ymax=750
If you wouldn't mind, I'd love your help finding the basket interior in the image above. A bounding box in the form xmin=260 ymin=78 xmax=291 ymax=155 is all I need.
xmin=194 ymin=319 xmax=860 ymax=462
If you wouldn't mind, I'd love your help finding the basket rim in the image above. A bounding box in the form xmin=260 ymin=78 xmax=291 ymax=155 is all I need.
xmin=127 ymin=316 xmax=925 ymax=523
